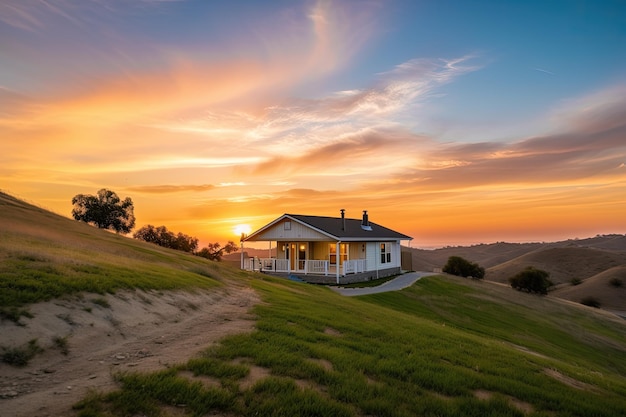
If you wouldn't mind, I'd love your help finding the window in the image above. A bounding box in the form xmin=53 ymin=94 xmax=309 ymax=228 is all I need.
xmin=329 ymin=243 xmax=348 ymax=265
xmin=284 ymin=221 xmax=291 ymax=230
xmin=380 ymin=243 xmax=391 ymax=264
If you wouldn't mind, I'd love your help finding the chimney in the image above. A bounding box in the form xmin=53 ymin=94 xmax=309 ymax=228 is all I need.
xmin=361 ymin=210 xmax=372 ymax=231
xmin=340 ymin=209 xmax=346 ymax=231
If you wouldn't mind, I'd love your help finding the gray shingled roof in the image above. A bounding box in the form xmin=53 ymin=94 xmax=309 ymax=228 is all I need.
xmin=284 ymin=214 xmax=412 ymax=241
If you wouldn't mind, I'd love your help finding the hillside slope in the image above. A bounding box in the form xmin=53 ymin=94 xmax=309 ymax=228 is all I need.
xmin=408 ymin=235 xmax=626 ymax=312
xmin=0 ymin=191 xmax=259 ymax=416
xmin=551 ymin=265 xmax=626 ymax=311
xmin=486 ymin=246 xmax=626 ymax=284
xmin=2 ymin=191 xmax=625 ymax=417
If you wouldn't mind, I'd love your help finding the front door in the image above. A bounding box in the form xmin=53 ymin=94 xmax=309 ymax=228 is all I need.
xmin=290 ymin=243 xmax=296 ymax=271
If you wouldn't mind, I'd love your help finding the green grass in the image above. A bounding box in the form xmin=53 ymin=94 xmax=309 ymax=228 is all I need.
xmin=0 ymin=193 xmax=236 ymax=309
xmin=338 ymin=275 xmax=397 ymax=288
xmin=80 ymin=274 xmax=626 ymax=417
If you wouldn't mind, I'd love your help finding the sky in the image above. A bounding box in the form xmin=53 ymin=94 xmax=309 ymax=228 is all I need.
xmin=1 ymin=0 xmax=625 ymax=249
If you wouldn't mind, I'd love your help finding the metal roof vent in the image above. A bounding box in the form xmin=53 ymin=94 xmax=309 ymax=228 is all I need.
xmin=361 ymin=210 xmax=372 ymax=231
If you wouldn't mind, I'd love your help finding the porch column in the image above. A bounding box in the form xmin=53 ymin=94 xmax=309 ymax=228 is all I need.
xmin=336 ymin=241 xmax=341 ymax=284
xmin=240 ymin=238 xmax=244 ymax=270
xmin=376 ymin=241 xmax=380 ymax=279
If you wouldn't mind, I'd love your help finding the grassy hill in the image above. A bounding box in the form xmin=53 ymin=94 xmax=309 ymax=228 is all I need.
xmin=0 ymin=191 xmax=247 ymax=313
xmin=2 ymin=191 xmax=626 ymax=416
xmin=408 ymin=237 xmax=626 ymax=313
xmin=551 ymin=265 xmax=626 ymax=311
xmin=485 ymin=247 xmax=626 ymax=285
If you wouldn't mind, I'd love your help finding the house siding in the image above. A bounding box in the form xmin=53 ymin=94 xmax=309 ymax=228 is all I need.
xmin=365 ymin=242 xmax=378 ymax=271
xmin=252 ymin=219 xmax=329 ymax=241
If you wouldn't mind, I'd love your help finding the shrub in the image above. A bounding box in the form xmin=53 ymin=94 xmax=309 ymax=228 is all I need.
xmin=54 ymin=336 xmax=69 ymax=355
xmin=581 ymin=296 xmax=601 ymax=308
xmin=570 ymin=277 xmax=582 ymax=286
xmin=91 ymin=297 xmax=110 ymax=308
xmin=609 ymin=278 xmax=623 ymax=288
xmin=0 ymin=307 xmax=33 ymax=325
xmin=1 ymin=339 xmax=43 ymax=366
xmin=442 ymin=256 xmax=485 ymax=279
xmin=509 ymin=267 xmax=553 ymax=295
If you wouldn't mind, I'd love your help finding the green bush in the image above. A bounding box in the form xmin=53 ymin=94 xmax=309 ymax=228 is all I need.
xmin=570 ymin=277 xmax=582 ymax=286
xmin=442 ymin=256 xmax=485 ymax=279
xmin=509 ymin=267 xmax=553 ymax=295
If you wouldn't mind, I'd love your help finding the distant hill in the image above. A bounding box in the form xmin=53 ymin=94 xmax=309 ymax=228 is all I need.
xmin=406 ymin=235 xmax=626 ymax=313
xmin=551 ymin=265 xmax=626 ymax=312
xmin=486 ymin=247 xmax=626 ymax=285
xmin=409 ymin=242 xmax=546 ymax=271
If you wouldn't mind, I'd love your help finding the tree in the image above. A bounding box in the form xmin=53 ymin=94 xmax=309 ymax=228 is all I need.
xmin=196 ymin=241 xmax=238 ymax=261
xmin=509 ymin=267 xmax=553 ymax=295
xmin=133 ymin=225 xmax=198 ymax=253
xmin=71 ymin=189 xmax=135 ymax=234
xmin=442 ymin=256 xmax=485 ymax=279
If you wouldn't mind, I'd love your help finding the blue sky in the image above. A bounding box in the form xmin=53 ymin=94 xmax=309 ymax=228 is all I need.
xmin=1 ymin=0 xmax=625 ymax=246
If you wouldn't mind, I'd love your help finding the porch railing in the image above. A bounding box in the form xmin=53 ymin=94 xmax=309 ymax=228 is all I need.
xmin=243 ymin=258 xmax=366 ymax=276
xmin=343 ymin=259 xmax=367 ymax=275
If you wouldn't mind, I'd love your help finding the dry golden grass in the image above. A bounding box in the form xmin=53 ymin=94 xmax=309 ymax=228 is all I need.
xmin=551 ymin=265 xmax=626 ymax=311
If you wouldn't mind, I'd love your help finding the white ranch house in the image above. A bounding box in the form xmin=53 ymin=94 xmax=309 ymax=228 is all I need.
xmin=241 ymin=210 xmax=412 ymax=284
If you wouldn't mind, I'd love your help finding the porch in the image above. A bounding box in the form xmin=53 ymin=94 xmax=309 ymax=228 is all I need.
xmin=242 ymin=257 xmax=368 ymax=276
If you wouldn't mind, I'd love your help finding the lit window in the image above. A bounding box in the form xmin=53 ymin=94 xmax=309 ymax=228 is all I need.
xmin=380 ymin=243 xmax=391 ymax=264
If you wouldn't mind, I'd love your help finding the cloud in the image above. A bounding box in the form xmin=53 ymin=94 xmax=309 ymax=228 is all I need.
xmin=249 ymin=126 xmax=429 ymax=176
xmin=381 ymin=87 xmax=626 ymax=191
xmin=126 ymin=184 xmax=215 ymax=194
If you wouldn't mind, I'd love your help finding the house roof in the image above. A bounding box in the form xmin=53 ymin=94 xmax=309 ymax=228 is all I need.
xmin=244 ymin=213 xmax=412 ymax=242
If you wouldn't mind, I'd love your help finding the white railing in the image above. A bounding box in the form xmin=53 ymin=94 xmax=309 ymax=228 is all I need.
xmin=343 ymin=259 xmax=367 ymax=275
xmin=252 ymin=258 xmax=288 ymax=272
xmin=244 ymin=258 xmax=366 ymax=276
xmin=307 ymin=260 xmax=328 ymax=275
xmin=244 ymin=258 xmax=330 ymax=275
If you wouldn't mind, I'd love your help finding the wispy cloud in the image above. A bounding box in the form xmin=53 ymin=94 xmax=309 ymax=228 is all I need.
xmin=534 ymin=68 xmax=555 ymax=76
xmin=126 ymin=184 xmax=214 ymax=194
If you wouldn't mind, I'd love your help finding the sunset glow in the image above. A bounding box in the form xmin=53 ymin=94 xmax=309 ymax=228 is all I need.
xmin=1 ymin=1 xmax=625 ymax=248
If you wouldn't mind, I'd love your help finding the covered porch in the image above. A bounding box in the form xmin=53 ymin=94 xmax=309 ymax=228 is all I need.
xmin=241 ymin=240 xmax=368 ymax=282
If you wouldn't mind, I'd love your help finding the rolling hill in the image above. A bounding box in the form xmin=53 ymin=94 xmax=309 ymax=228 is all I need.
xmin=407 ymin=236 xmax=626 ymax=313
xmin=1 ymin=190 xmax=625 ymax=416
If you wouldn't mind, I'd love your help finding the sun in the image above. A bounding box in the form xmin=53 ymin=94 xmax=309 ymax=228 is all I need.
xmin=233 ymin=223 xmax=252 ymax=237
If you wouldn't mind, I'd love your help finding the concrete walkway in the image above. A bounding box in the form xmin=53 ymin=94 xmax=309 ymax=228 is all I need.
xmin=331 ymin=271 xmax=438 ymax=297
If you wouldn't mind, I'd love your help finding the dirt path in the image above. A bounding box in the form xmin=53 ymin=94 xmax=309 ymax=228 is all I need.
xmin=0 ymin=284 xmax=259 ymax=417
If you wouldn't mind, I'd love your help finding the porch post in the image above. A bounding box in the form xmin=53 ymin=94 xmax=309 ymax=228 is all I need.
xmin=240 ymin=237 xmax=244 ymax=270
xmin=376 ymin=241 xmax=379 ymax=279
xmin=336 ymin=241 xmax=341 ymax=284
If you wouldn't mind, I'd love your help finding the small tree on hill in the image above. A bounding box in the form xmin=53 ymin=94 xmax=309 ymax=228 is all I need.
xmin=71 ymin=189 xmax=135 ymax=234
xmin=443 ymin=256 xmax=485 ymax=279
xmin=509 ymin=267 xmax=553 ymax=295
xmin=134 ymin=225 xmax=198 ymax=253
xmin=196 ymin=241 xmax=238 ymax=261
